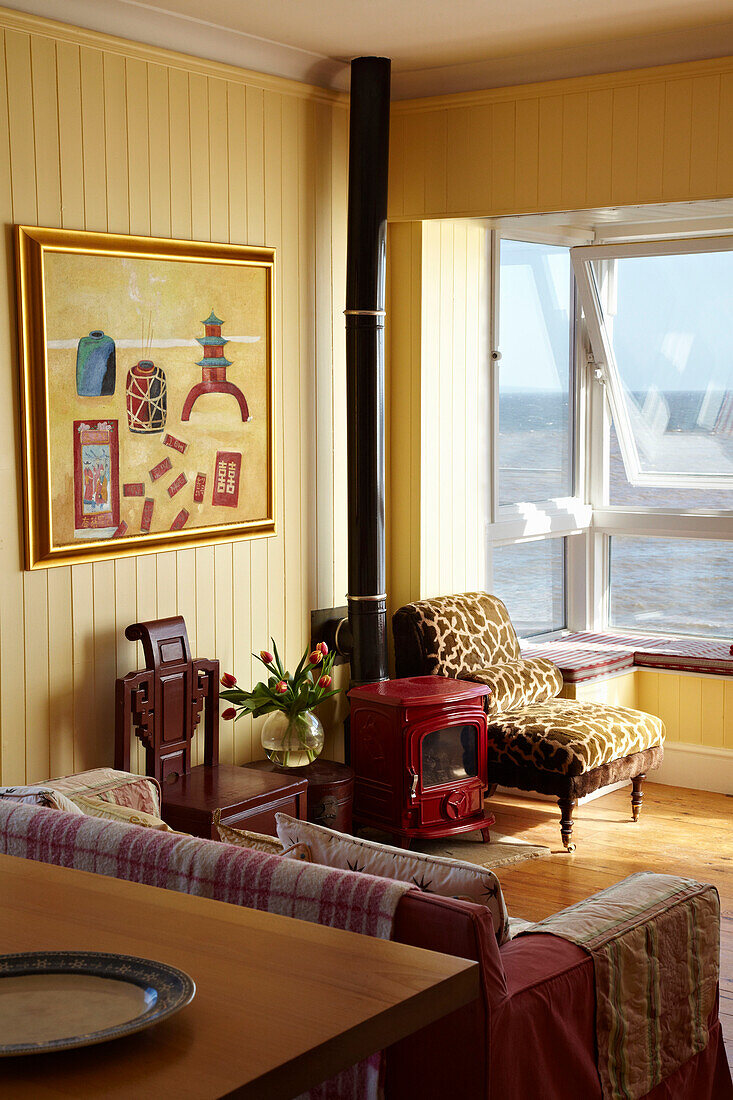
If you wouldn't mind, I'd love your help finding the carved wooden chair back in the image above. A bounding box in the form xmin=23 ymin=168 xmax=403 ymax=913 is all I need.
xmin=115 ymin=615 xmax=219 ymax=784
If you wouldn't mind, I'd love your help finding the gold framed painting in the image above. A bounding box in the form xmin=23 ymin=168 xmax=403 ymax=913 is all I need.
xmin=16 ymin=226 xmax=275 ymax=569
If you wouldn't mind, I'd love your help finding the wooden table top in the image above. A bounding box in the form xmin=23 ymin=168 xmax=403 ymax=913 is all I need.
xmin=0 ymin=854 xmax=478 ymax=1098
xmin=161 ymin=763 xmax=307 ymax=813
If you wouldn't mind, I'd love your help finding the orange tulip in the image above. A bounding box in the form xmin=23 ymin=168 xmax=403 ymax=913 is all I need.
xmin=220 ymin=672 xmax=237 ymax=688
xmin=260 ymin=650 xmax=274 ymax=664
xmin=317 ymin=641 xmax=329 ymax=656
xmin=318 ymin=675 xmax=332 ymax=689
xmin=308 ymin=650 xmax=321 ymax=664
xmin=275 ymin=680 xmax=288 ymax=694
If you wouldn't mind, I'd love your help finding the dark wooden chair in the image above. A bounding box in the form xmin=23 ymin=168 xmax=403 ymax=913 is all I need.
xmin=115 ymin=615 xmax=219 ymax=782
xmin=115 ymin=615 xmax=307 ymax=838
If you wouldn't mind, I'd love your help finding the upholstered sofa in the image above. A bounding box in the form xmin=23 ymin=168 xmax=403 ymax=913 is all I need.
xmin=393 ymin=592 xmax=666 ymax=849
xmin=0 ymin=792 xmax=729 ymax=1099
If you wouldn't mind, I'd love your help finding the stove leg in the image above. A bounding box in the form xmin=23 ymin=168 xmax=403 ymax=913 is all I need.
xmin=396 ymin=834 xmax=413 ymax=850
xmin=480 ymin=826 xmax=492 ymax=843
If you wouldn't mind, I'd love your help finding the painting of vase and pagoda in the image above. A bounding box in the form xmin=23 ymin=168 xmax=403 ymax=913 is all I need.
xmin=15 ymin=225 xmax=275 ymax=569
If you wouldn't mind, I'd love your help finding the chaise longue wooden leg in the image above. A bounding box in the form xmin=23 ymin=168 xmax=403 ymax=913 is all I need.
xmin=558 ymin=796 xmax=577 ymax=852
xmin=631 ymin=774 xmax=646 ymax=822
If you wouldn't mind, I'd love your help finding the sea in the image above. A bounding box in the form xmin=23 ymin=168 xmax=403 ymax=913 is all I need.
xmin=493 ymin=391 xmax=733 ymax=639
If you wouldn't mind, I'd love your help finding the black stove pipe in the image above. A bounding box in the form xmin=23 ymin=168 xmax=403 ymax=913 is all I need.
xmin=345 ymin=57 xmax=391 ymax=687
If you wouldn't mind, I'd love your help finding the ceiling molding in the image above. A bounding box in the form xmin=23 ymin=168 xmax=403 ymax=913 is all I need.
xmin=0 ymin=0 xmax=351 ymax=96
xmin=391 ymin=52 xmax=733 ymax=113
xmin=4 ymin=0 xmax=733 ymax=105
xmin=390 ymin=19 xmax=733 ymax=99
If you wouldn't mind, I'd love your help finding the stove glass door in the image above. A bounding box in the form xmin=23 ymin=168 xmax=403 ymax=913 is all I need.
xmin=420 ymin=723 xmax=478 ymax=789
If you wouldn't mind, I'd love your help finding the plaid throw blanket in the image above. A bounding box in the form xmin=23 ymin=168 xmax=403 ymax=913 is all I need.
xmin=0 ymin=801 xmax=412 ymax=1099
xmin=518 ymin=872 xmax=720 ymax=1100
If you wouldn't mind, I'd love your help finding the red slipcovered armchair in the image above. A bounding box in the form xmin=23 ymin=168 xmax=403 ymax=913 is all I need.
xmin=389 ymin=892 xmax=732 ymax=1099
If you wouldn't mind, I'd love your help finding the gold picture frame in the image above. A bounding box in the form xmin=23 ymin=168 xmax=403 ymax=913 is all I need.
xmin=16 ymin=226 xmax=275 ymax=569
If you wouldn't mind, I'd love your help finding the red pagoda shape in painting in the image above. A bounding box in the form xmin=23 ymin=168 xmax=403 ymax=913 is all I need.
xmin=181 ymin=310 xmax=250 ymax=422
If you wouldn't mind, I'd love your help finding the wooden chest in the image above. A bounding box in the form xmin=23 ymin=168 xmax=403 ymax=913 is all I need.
xmin=161 ymin=764 xmax=307 ymax=839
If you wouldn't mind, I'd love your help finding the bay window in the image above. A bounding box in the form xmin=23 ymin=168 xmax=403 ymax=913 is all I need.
xmin=486 ymin=227 xmax=733 ymax=641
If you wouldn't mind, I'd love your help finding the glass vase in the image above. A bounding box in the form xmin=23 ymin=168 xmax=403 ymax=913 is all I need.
xmin=261 ymin=710 xmax=324 ymax=768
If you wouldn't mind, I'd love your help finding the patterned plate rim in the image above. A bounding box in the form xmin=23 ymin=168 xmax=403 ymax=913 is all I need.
xmin=0 ymin=950 xmax=195 ymax=1056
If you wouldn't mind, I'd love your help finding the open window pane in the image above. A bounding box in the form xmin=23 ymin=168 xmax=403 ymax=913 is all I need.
xmin=609 ymin=535 xmax=733 ymax=636
xmin=492 ymin=538 xmax=566 ymax=637
xmin=609 ymin=421 xmax=733 ymax=509
xmin=574 ymin=241 xmax=733 ymax=487
xmin=498 ymin=240 xmax=573 ymax=506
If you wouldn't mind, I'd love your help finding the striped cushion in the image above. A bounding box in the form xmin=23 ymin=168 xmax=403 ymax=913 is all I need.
xmin=69 ymin=793 xmax=172 ymax=831
xmin=45 ymin=768 xmax=161 ymax=816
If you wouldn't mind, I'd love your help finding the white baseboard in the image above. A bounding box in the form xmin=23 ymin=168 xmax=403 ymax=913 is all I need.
xmin=651 ymin=741 xmax=733 ymax=795
xmin=497 ymin=742 xmax=733 ymax=802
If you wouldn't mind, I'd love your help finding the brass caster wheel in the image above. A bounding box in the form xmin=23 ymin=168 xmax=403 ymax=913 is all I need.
xmin=565 ymin=842 xmax=576 ymax=853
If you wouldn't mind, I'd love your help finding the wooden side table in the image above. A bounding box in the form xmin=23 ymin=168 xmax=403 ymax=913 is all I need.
xmin=247 ymin=759 xmax=355 ymax=833
xmin=161 ymin=764 xmax=307 ymax=839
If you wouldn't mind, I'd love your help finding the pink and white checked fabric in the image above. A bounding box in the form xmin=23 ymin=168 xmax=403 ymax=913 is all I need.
xmin=0 ymin=801 xmax=412 ymax=1100
xmin=0 ymin=801 xmax=409 ymax=936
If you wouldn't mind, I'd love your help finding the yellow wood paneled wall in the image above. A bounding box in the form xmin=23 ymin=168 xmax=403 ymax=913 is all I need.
xmin=561 ymin=672 xmax=637 ymax=709
xmin=419 ymin=221 xmax=488 ymax=600
xmin=385 ymin=220 xmax=488 ymax=638
xmin=636 ymin=669 xmax=733 ymax=749
xmin=386 ymin=222 xmax=422 ymax=623
xmin=389 ymin=56 xmax=733 ymax=221
xmin=0 ymin=9 xmax=348 ymax=784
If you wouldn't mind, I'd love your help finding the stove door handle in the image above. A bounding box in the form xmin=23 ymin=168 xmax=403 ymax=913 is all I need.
xmin=409 ymin=769 xmax=419 ymax=799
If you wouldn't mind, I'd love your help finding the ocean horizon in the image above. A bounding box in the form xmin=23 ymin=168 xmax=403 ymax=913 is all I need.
xmin=494 ymin=390 xmax=733 ymax=638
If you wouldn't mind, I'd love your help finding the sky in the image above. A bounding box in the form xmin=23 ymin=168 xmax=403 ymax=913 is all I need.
xmin=499 ymin=239 xmax=733 ymax=395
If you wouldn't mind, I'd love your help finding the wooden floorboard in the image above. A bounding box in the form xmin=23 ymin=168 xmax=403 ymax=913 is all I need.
xmin=490 ymin=781 xmax=733 ymax=1071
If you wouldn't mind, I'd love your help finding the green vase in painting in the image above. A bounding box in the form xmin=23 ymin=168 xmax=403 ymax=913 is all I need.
xmin=76 ymin=330 xmax=116 ymax=396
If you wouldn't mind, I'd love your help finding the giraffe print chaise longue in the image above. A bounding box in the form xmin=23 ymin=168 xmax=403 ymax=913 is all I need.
xmin=392 ymin=592 xmax=665 ymax=850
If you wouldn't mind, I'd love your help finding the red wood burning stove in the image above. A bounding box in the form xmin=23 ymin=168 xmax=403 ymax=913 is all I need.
xmin=349 ymin=676 xmax=495 ymax=848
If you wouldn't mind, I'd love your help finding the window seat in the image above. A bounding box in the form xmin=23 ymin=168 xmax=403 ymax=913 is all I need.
xmin=521 ymin=632 xmax=733 ymax=684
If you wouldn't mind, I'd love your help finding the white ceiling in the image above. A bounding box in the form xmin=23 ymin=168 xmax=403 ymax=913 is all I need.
xmin=8 ymin=0 xmax=733 ymax=97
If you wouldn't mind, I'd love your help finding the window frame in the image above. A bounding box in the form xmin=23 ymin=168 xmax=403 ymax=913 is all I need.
xmin=573 ymin=235 xmax=733 ymax=639
xmin=571 ymin=234 xmax=733 ymax=491
xmin=485 ymin=227 xmax=592 ymax=638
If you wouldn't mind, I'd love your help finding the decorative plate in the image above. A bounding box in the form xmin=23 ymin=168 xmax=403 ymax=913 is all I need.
xmin=0 ymin=951 xmax=195 ymax=1056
